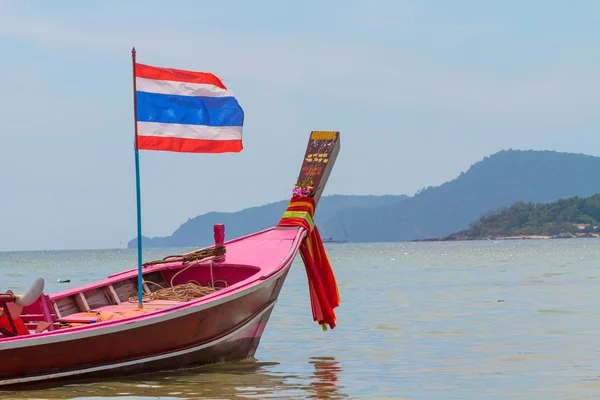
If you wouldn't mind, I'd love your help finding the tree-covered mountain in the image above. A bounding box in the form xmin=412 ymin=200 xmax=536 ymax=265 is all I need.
xmin=428 ymin=194 xmax=600 ymax=240
xmin=330 ymin=150 xmax=600 ymax=242
xmin=129 ymin=149 xmax=600 ymax=248
xmin=128 ymin=194 xmax=406 ymax=248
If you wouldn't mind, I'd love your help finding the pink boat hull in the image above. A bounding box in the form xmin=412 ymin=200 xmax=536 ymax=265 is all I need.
xmin=0 ymin=228 xmax=301 ymax=388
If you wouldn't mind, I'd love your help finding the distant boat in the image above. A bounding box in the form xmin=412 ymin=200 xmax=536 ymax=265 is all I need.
xmin=322 ymin=237 xmax=348 ymax=243
xmin=0 ymin=130 xmax=342 ymax=388
xmin=322 ymin=210 xmax=349 ymax=243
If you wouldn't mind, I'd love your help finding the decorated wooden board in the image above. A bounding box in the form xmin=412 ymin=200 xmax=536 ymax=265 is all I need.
xmin=295 ymin=131 xmax=341 ymax=206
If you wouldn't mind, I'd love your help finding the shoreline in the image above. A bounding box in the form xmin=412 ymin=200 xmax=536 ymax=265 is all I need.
xmin=416 ymin=232 xmax=600 ymax=242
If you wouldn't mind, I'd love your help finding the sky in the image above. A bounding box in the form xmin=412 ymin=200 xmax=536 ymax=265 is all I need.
xmin=0 ymin=0 xmax=598 ymax=251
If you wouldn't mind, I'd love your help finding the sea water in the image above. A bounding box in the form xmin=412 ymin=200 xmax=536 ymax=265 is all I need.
xmin=1 ymin=239 xmax=600 ymax=399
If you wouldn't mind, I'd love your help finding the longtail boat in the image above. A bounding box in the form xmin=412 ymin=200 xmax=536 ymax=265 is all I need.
xmin=0 ymin=129 xmax=341 ymax=388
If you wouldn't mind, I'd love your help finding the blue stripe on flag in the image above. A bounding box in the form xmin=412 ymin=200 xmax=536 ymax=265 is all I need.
xmin=136 ymin=91 xmax=244 ymax=127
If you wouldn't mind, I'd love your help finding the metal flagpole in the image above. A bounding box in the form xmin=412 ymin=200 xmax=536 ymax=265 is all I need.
xmin=131 ymin=47 xmax=144 ymax=309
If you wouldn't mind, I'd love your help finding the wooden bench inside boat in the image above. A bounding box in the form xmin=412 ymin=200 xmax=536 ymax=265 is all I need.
xmin=49 ymin=271 xmax=181 ymax=326
xmin=7 ymin=263 xmax=260 ymax=334
xmin=55 ymin=300 xmax=183 ymax=324
xmin=11 ymin=271 xmax=174 ymax=332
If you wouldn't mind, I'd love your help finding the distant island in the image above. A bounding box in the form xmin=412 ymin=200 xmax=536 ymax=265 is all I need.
xmin=420 ymin=194 xmax=600 ymax=241
xmin=129 ymin=149 xmax=600 ymax=248
xmin=128 ymin=194 xmax=407 ymax=248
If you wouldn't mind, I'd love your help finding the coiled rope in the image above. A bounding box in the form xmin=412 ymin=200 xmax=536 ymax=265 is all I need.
xmin=128 ymin=257 xmax=228 ymax=303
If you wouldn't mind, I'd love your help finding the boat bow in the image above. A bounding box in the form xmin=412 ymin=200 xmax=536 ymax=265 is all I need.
xmin=276 ymin=130 xmax=341 ymax=330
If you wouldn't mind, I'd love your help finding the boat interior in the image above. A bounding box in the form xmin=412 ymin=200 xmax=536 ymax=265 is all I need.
xmin=0 ymin=260 xmax=261 ymax=339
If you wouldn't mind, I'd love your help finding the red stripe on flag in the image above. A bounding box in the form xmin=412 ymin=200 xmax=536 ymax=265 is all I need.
xmin=137 ymin=136 xmax=242 ymax=154
xmin=135 ymin=63 xmax=228 ymax=89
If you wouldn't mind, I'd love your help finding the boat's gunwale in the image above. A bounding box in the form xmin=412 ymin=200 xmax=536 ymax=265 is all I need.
xmin=0 ymin=227 xmax=306 ymax=350
xmin=50 ymin=226 xmax=278 ymax=299
xmin=105 ymin=226 xmax=276 ymax=280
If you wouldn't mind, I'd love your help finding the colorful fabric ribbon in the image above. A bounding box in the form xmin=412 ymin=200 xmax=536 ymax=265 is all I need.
xmin=277 ymin=196 xmax=340 ymax=329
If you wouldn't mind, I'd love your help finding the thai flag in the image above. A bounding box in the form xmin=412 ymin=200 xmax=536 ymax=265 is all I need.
xmin=134 ymin=63 xmax=244 ymax=153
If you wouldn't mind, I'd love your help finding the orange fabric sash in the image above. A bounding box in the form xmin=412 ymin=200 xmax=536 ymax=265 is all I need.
xmin=0 ymin=308 xmax=29 ymax=336
xmin=277 ymin=196 xmax=340 ymax=329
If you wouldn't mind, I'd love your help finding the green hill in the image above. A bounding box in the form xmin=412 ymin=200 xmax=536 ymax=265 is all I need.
xmin=428 ymin=194 xmax=600 ymax=240
xmin=327 ymin=150 xmax=600 ymax=242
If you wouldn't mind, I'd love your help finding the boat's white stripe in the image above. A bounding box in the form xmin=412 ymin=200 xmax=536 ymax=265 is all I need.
xmin=0 ymin=302 xmax=275 ymax=386
xmin=137 ymin=122 xmax=242 ymax=141
xmin=136 ymin=77 xmax=234 ymax=98
xmin=0 ymin=230 xmax=304 ymax=351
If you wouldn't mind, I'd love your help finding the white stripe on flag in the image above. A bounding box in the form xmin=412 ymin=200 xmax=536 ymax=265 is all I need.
xmin=136 ymin=77 xmax=235 ymax=98
xmin=137 ymin=121 xmax=242 ymax=141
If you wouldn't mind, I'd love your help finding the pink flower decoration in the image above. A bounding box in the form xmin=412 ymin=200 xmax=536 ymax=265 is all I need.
xmin=293 ymin=185 xmax=314 ymax=198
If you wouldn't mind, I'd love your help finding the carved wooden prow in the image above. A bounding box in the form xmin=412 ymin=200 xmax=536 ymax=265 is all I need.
xmin=294 ymin=130 xmax=341 ymax=208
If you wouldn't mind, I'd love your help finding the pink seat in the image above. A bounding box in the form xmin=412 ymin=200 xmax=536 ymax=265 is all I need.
xmin=20 ymin=294 xmax=57 ymax=332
